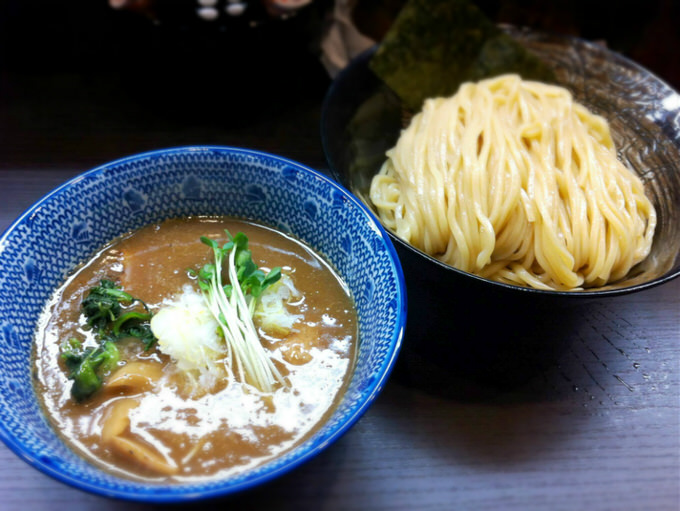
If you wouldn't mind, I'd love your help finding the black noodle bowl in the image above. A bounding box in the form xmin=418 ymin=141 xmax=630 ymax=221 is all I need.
xmin=321 ymin=28 xmax=680 ymax=384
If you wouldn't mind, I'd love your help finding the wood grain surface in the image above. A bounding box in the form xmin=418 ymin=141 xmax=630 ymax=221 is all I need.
xmin=0 ymin=3 xmax=678 ymax=509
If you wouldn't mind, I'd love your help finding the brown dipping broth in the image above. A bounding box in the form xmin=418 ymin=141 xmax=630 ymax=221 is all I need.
xmin=33 ymin=217 xmax=357 ymax=482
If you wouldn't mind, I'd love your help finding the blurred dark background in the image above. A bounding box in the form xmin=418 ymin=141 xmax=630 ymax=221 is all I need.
xmin=0 ymin=0 xmax=336 ymax=170
xmin=0 ymin=0 xmax=678 ymax=171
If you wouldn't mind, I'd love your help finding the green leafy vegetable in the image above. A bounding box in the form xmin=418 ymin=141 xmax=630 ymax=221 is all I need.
xmin=118 ymin=322 xmax=157 ymax=351
xmin=81 ymin=279 xmax=155 ymax=344
xmin=191 ymin=230 xmax=285 ymax=392
xmin=81 ymin=279 xmax=131 ymax=329
xmin=369 ymin=0 xmax=556 ymax=111
xmin=61 ymin=280 xmax=157 ymax=401
xmin=61 ymin=338 xmax=120 ymax=402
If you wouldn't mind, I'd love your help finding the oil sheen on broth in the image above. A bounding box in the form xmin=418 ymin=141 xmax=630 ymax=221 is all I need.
xmin=33 ymin=217 xmax=357 ymax=482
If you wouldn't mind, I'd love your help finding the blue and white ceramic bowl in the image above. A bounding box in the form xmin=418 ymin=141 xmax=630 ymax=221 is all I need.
xmin=0 ymin=146 xmax=406 ymax=502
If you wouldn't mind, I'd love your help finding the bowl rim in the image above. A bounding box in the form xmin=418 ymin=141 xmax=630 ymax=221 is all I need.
xmin=0 ymin=145 xmax=407 ymax=502
xmin=321 ymin=36 xmax=680 ymax=298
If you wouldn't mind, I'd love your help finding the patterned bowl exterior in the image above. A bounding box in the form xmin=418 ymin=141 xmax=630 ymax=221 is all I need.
xmin=0 ymin=146 xmax=406 ymax=502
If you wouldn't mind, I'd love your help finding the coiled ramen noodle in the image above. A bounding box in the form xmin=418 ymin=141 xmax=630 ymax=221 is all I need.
xmin=370 ymin=74 xmax=656 ymax=290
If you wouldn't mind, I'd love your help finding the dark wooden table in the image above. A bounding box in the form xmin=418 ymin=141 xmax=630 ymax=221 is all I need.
xmin=1 ymin=6 xmax=679 ymax=510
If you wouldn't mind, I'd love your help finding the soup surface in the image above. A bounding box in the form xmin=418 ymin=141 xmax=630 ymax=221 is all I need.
xmin=33 ymin=217 xmax=357 ymax=482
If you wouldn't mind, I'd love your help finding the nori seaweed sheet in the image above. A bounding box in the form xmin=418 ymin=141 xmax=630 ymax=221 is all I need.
xmin=369 ymin=0 xmax=556 ymax=111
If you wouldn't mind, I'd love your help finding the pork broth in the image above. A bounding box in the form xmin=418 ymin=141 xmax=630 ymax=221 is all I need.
xmin=33 ymin=217 xmax=357 ymax=482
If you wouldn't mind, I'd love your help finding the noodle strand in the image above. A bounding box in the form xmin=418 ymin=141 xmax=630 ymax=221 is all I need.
xmin=369 ymin=74 xmax=656 ymax=290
